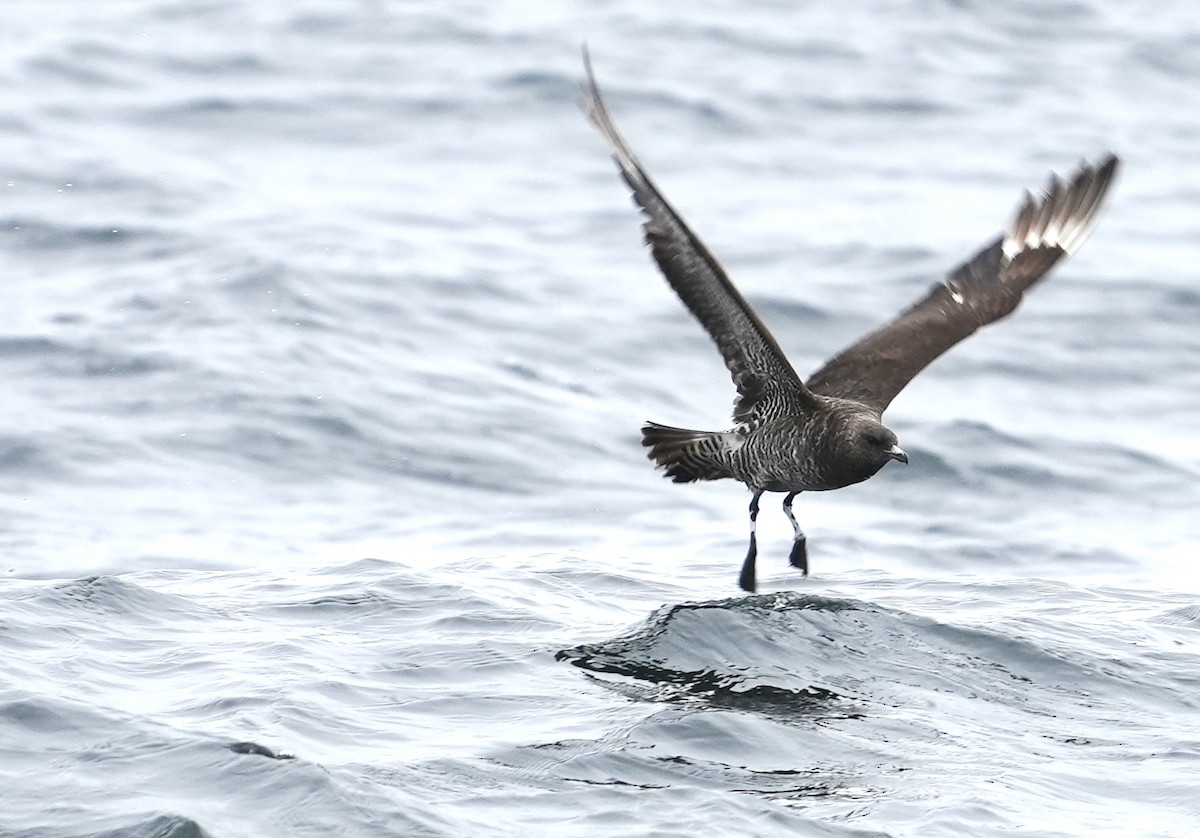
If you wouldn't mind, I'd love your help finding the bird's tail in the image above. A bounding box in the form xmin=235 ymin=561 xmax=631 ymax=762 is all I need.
xmin=641 ymin=422 xmax=733 ymax=483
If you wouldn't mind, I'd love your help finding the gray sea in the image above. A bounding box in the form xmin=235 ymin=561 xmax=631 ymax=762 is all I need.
xmin=3 ymin=1 xmax=1200 ymax=836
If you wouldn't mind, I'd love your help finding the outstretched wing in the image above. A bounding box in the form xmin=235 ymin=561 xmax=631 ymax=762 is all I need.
xmin=806 ymin=154 xmax=1120 ymax=412
xmin=582 ymin=48 xmax=817 ymax=425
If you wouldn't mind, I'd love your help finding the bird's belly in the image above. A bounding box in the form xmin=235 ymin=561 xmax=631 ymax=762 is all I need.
xmin=729 ymin=436 xmax=875 ymax=493
xmin=728 ymin=438 xmax=823 ymax=492
xmin=758 ymin=474 xmax=855 ymax=493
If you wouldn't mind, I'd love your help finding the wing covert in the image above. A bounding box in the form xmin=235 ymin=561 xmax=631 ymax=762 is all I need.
xmin=806 ymin=154 xmax=1120 ymax=411
xmin=582 ymin=48 xmax=816 ymax=424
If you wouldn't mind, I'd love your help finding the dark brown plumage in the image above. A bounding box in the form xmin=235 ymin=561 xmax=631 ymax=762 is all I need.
xmin=582 ymin=48 xmax=1120 ymax=592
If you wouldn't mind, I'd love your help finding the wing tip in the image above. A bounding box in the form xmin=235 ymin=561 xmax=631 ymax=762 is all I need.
xmin=579 ymin=43 xmax=602 ymax=129
xmin=1001 ymin=152 xmax=1121 ymax=261
xmin=579 ymin=46 xmax=645 ymax=186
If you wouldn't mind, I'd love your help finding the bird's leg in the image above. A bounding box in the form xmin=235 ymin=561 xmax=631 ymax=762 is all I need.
xmin=782 ymin=491 xmax=808 ymax=575
xmin=738 ymin=490 xmax=764 ymax=593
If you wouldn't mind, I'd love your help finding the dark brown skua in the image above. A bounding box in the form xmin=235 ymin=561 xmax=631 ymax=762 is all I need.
xmin=582 ymin=49 xmax=1120 ymax=592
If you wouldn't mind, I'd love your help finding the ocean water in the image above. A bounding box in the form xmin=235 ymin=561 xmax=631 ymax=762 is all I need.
xmin=2 ymin=1 xmax=1199 ymax=835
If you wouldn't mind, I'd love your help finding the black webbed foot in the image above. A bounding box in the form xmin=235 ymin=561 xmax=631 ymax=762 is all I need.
xmin=739 ymin=490 xmax=764 ymax=592
xmin=788 ymin=537 xmax=808 ymax=575
xmin=739 ymin=533 xmax=758 ymax=593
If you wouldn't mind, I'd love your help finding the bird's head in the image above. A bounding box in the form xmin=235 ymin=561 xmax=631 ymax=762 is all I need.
xmin=841 ymin=416 xmax=908 ymax=481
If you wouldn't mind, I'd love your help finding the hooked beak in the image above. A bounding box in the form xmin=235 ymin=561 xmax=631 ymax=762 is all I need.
xmin=888 ymin=444 xmax=909 ymax=465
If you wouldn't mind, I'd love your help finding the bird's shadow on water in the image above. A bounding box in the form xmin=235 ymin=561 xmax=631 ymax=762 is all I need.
xmin=554 ymin=586 xmax=1083 ymax=720
xmin=545 ymin=594 xmax=907 ymax=808
xmin=555 ymin=593 xmax=883 ymax=722
xmin=546 ymin=588 xmax=1087 ymax=812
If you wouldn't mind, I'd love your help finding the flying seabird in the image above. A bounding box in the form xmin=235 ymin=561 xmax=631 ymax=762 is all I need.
xmin=581 ymin=49 xmax=1120 ymax=592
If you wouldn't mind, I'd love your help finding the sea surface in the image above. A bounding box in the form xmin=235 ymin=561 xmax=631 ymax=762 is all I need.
xmin=2 ymin=1 xmax=1199 ymax=836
